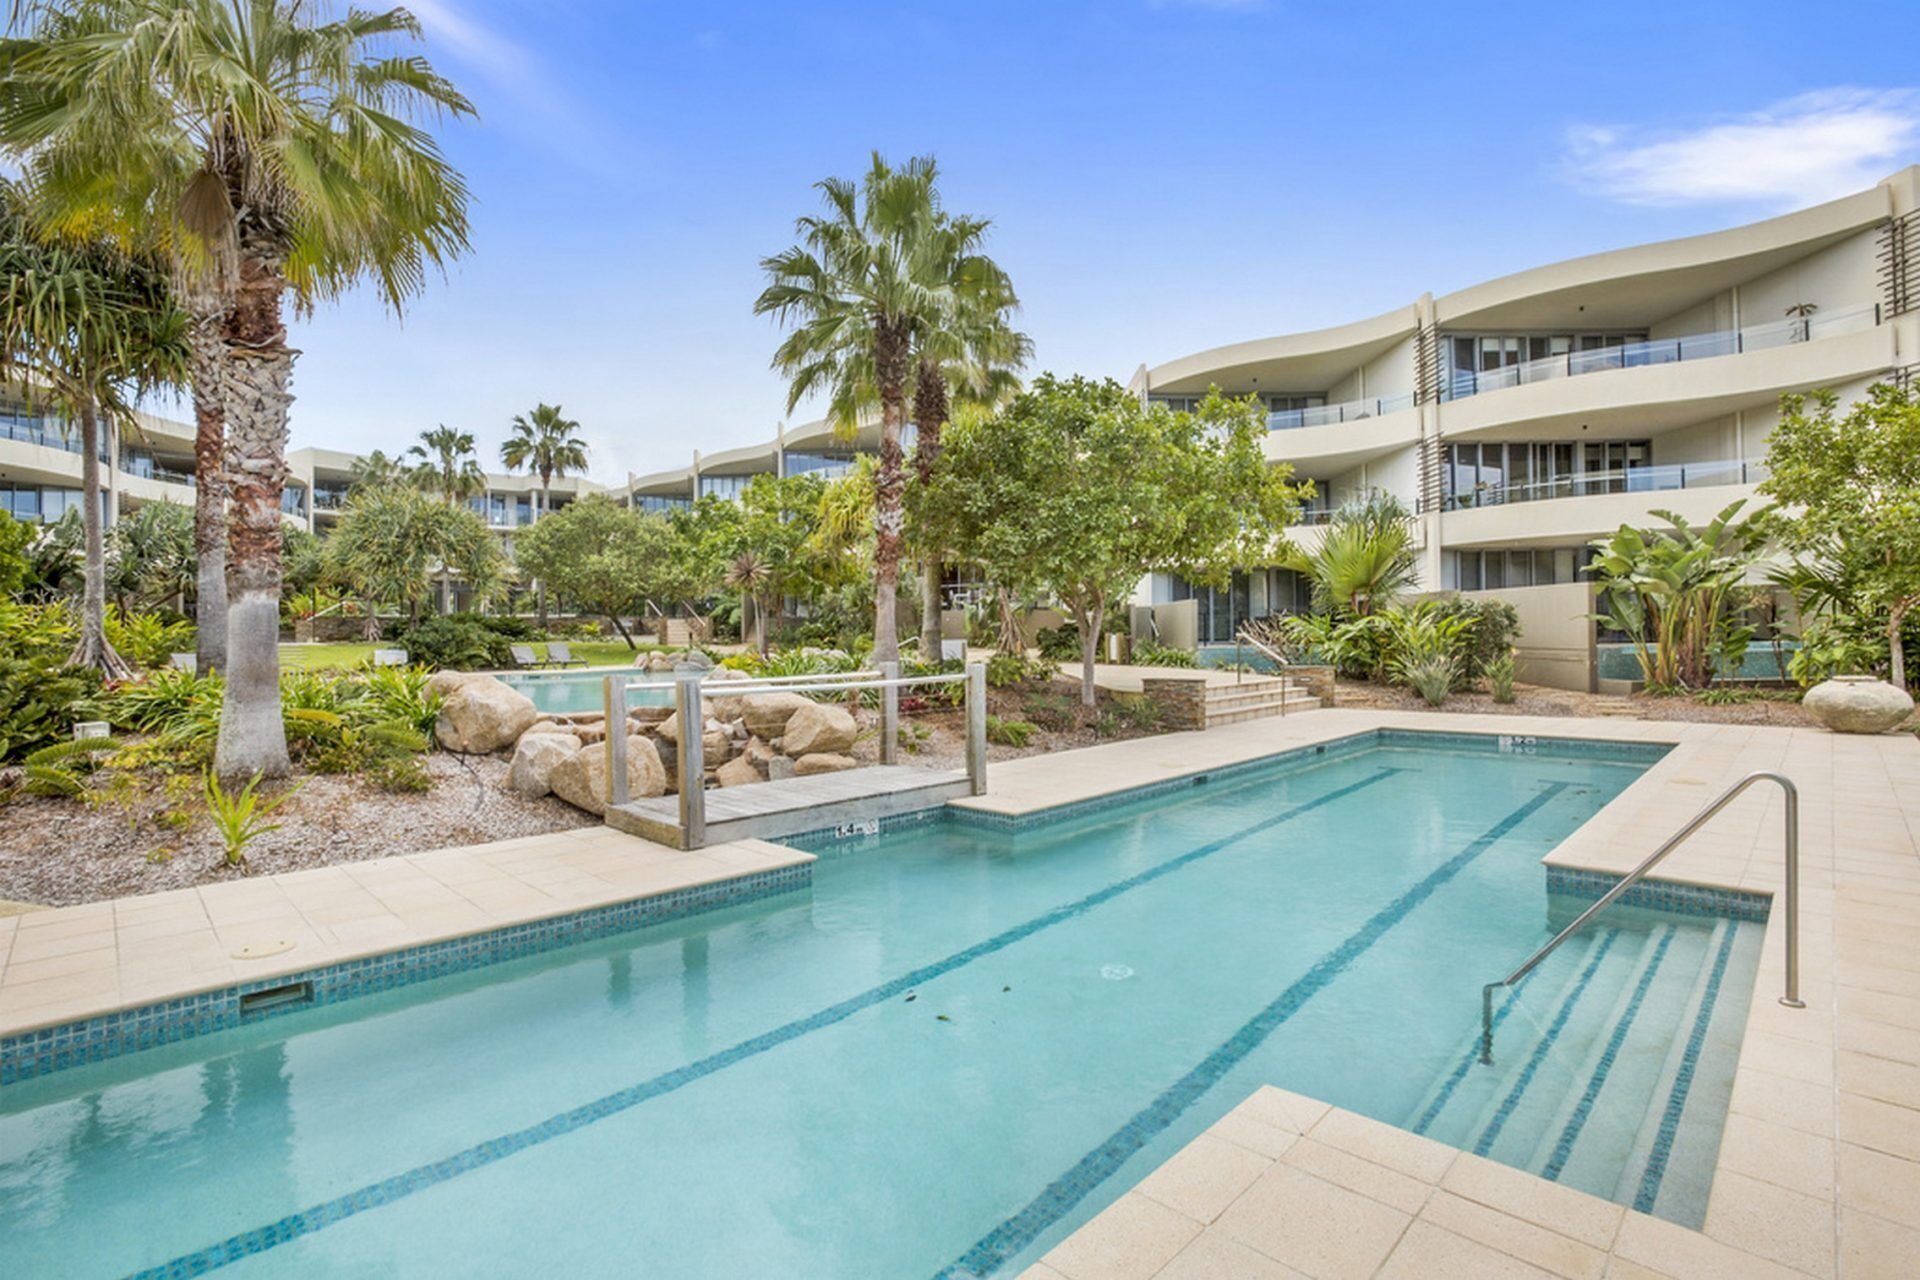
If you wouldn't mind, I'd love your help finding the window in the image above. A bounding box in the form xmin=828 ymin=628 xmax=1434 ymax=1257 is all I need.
xmin=1443 ymin=547 xmax=1593 ymax=590
xmin=784 ymin=450 xmax=855 ymax=479
xmin=697 ymin=473 xmax=753 ymax=502
xmin=637 ymin=494 xmax=690 ymax=514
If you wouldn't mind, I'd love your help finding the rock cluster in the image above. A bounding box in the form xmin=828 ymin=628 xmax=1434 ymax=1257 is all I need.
xmin=479 ymin=670 xmax=866 ymax=814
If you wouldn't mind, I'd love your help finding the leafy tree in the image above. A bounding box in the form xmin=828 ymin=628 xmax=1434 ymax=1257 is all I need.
xmin=279 ymin=524 xmax=326 ymax=619
xmin=512 ymin=495 xmax=673 ymax=648
xmin=1284 ymin=491 xmax=1417 ymax=618
xmin=0 ymin=184 xmax=187 ymax=678
xmin=106 ymin=499 xmax=195 ymax=610
xmin=500 ymin=402 xmax=587 ymax=627
xmin=22 ymin=508 xmax=82 ymax=600
xmin=757 ymin=153 xmax=953 ymax=665
xmin=920 ymin=376 xmax=1302 ymax=706
xmin=908 ymin=214 xmax=1030 ymax=656
xmin=1585 ymin=500 xmax=1771 ymax=691
xmin=326 ymin=484 xmax=501 ymax=634
xmin=1762 ymin=384 xmax=1920 ymax=689
xmin=0 ymin=508 xmax=31 ymax=597
xmin=3 ymin=0 xmax=474 ymax=778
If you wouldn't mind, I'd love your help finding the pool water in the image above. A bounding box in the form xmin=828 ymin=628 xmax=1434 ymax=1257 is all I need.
xmin=497 ymin=669 xmax=673 ymax=715
xmin=0 ymin=734 xmax=1763 ymax=1278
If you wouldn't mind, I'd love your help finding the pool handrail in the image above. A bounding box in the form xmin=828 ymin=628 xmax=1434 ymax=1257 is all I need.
xmin=1479 ymin=770 xmax=1801 ymax=1065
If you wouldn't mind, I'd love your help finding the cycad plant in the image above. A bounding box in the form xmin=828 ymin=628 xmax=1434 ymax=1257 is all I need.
xmin=1285 ymin=491 xmax=1419 ymax=618
xmin=1585 ymin=500 xmax=1771 ymax=690
xmin=3 ymin=0 xmax=474 ymax=778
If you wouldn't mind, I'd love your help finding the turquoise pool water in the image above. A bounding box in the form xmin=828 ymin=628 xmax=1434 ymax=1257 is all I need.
xmin=498 ymin=669 xmax=673 ymax=715
xmin=0 ymin=733 xmax=1763 ymax=1277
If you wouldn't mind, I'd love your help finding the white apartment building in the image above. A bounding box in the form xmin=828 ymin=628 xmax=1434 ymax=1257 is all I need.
xmin=1128 ymin=166 xmax=1920 ymax=685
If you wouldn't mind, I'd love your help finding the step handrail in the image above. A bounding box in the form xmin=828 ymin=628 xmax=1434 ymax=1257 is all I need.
xmin=1479 ymin=770 xmax=1801 ymax=1064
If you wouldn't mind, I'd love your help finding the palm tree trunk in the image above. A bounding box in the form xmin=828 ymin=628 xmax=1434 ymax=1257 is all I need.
xmin=68 ymin=400 xmax=132 ymax=679
xmin=870 ymin=325 xmax=910 ymax=665
xmin=536 ymin=481 xmax=550 ymax=629
xmin=187 ymin=296 xmax=229 ymax=676
xmin=913 ymin=357 xmax=949 ymax=660
xmin=213 ymin=243 xmax=294 ymax=780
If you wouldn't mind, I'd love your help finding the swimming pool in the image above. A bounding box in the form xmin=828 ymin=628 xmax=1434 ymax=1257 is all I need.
xmin=498 ymin=669 xmax=673 ymax=715
xmin=0 ymin=731 xmax=1764 ymax=1277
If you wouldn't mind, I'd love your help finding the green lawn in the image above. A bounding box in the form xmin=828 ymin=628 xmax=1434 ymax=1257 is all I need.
xmin=277 ymin=638 xmax=651 ymax=672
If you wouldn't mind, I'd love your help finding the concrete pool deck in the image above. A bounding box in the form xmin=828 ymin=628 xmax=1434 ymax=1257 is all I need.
xmin=0 ymin=709 xmax=1915 ymax=1277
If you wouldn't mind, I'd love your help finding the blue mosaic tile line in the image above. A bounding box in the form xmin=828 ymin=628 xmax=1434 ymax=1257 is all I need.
xmin=1473 ymin=928 xmax=1623 ymax=1158
xmin=1546 ymin=867 xmax=1772 ymax=923
xmin=128 ymin=767 xmax=1404 ymax=1279
xmin=1411 ymin=958 xmax=1557 ymax=1137
xmin=934 ymin=780 xmax=1576 ymax=1280
xmin=1540 ymin=925 xmax=1679 ymax=1181
xmin=1633 ymin=917 xmax=1741 ymax=1215
xmin=0 ymin=864 xmax=812 ymax=1087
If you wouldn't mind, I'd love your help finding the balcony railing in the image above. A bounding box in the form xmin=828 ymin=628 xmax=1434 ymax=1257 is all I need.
xmin=1291 ymin=507 xmax=1339 ymax=526
xmin=1435 ymin=459 xmax=1766 ymax=512
xmin=1442 ymin=304 xmax=1880 ymax=401
xmin=1267 ymin=391 xmax=1417 ymax=431
xmin=312 ymin=489 xmax=349 ymax=511
xmin=120 ymin=453 xmax=195 ymax=487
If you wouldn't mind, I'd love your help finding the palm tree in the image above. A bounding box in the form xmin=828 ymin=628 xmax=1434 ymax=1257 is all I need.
xmin=1284 ymin=492 xmax=1420 ymax=618
xmin=756 ymin=153 xmax=955 ymax=665
xmin=909 ymin=215 xmax=1029 ymax=657
xmin=0 ymin=186 xmax=187 ymax=679
xmin=348 ymin=449 xmax=412 ymax=491
xmin=500 ymin=403 xmax=587 ymax=627
xmin=2 ymin=0 xmax=473 ymax=779
xmin=408 ymin=424 xmax=485 ymax=614
xmin=724 ymin=550 xmax=773 ymax=656
xmin=409 ymin=425 xmax=486 ymax=508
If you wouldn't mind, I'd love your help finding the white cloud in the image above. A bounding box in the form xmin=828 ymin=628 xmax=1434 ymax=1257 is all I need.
xmin=1564 ymin=89 xmax=1920 ymax=209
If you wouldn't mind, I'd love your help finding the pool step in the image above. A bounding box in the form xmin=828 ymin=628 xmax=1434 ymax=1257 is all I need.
xmin=1202 ymin=677 xmax=1319 ymax=727
xmin=1402 ymin=918 xmax=1747 ymax=1224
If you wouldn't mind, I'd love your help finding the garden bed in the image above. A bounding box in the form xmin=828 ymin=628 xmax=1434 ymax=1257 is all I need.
xmin=1327 ymin=679 xmax=1833 ymax=727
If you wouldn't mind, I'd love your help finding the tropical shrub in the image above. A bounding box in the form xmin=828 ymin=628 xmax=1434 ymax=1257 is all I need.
xmin=104 ymin=610 xmax=195 ymax=670
xmin=985 ymin=714 xmax=1037 ymax=747
xmin=19 ymin=737 xmax=115 ymax=797
xmin=1486 ymin=650 xmax=1518 ymax=703
xmin=1426 ymin=597 xmax=1522 ymax=679
xmin=0 ymin=508 xmax=31 ymax=596
xmin=1284 ymin=492 xmax=1418 ymax=616
xmin=392 ymin=614 xmax=520 ymax=671
xmin=357 ymin=665 xmax=443 ymax=739
xmin=1379 ymin=603 xmax=1477 ymax=689
xmin=1035 ymin=625 xmax=1081 ymax=662
xmin=1586 ymin=500 xmax=1771 ymax=690
xmin=1133 ymin=642 xmax=1199 ymax=669
xmin=1402 ymin=654 xmax=1459 ymax=707
xmin=0 ymin=602 xmax=98 ymax=762
xmin=203 ymin=772 xmax=297 ymax=869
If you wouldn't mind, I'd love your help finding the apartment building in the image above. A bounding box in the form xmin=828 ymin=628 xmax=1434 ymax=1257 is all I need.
xmin=1130 ymin=166 xmax=1920 ymax=685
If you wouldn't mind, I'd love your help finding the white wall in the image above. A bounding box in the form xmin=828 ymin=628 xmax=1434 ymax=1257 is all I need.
xmin=1738 ymin=228 xmax=1882 ymax=323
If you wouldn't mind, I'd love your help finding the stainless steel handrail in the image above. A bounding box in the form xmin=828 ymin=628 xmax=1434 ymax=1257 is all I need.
xmin=1479 ymin=770 xmax=1801 ymax=1064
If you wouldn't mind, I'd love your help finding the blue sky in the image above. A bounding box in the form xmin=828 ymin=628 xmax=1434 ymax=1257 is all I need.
xmin=269 ymin=0 xmax=1920 ymax=484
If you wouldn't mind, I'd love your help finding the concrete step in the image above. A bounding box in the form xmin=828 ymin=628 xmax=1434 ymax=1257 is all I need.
xmin=1204 ymin=698 xmax=1320 ymax=726
xmin=1203 ymin=687 xmax=1314 ymax=714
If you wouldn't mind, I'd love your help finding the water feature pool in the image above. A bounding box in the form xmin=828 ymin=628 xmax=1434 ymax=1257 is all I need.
xmin=0 ymin=731 xmax=1764 ymax=1277
xmin=497 ymin=669 xmax=673 ymax=715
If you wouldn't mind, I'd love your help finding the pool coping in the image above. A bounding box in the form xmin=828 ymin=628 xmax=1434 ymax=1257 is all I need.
xmin=2 ymin=708 xmax=1915 ymax=1278
xmin=1005 ymin=708 xmax=1918 ymax=1280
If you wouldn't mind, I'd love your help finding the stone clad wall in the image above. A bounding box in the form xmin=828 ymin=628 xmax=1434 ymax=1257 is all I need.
xmin=1140 ymin=676 xmax=1208 ymax=731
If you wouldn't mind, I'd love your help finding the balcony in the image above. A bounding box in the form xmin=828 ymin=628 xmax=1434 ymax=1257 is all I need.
xmin=1267 ymin=391 xmax=1416 ymax=431
xmin=312 ymin=488 xmax=349 ymax=512
xmin=1434 ymin=459 xmax=1765 ymax=513
xmin=119 ymin=452 xmax=195 ymax=488
xmin=1441 ymin=304 xmax=1879 ymax=401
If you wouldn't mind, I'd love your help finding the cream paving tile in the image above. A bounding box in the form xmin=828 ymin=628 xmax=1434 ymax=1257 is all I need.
xmin=1043 ymin=1193 xmax=1202 ymax=1280
xmin=1836 ymin=1092 xmax=1920 ymax=1162
xmin=1836 ymin=1050 xmax=1920 ymax=1109
xmin=1210 ymin=1163 xmax=1411 ymax=1280
xmin=1207 ymin=1111 xmax=1302 ymax=1161
xmin=1611 ymin=1212 xmax=1812 ymax=1280
xmin=1715 ymin=1114 xmax=1837 ymax=1201
xmin=1438 ymin=1153 xmax=1624 ymax=1252
xmin=1730 ymin=1065 xmax=1840 ymax=1137
xmin=1837 ymin=1206 xmax=1920 ymax=1278
xmin=1377 ymin=1219 xmax=1557 ymax=1280
xmin=1701 ymin=1169 xmax=1836 ymax=1277
xmin=1304 ymin=1106 xmax=1457 ymax=1184
xmin=1133 ymin=1133 xmax=1273 ymax=1225
xmin=1418 ymin=1190 xmax=1609 ymax=1280
xmin=1153 ymin=1231 xmax=1307 ymax=1279
xmin=1279 ymin=1137 xmax=1433 ymax=1216
xmin=1835 ymin=1143 xmax=1920 ymax=1231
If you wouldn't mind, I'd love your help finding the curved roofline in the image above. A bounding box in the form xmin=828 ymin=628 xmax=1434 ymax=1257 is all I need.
xmin=1145 ymin=304 xmax=1419 ymax=391
xmin=1435 ymin=180 xmax=1894 ymax=326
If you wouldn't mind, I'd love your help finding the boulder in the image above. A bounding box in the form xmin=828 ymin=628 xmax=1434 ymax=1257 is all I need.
xmin=793 ymin=752 xmax=858 ymax=776
xmin=644 ymin=652 xmax=675 ymax=673
xmin=741 ymin=692 xmax=814 ymax=739
xmin=655 ymin=714 xmax=732 ymax=766
xmin=573 ymin=721 xmax=607 ymax=746
xmin=507 ymin=732 xmax=581 ymax=797
xmin=424 ymin=669 xmax=486 ymax=700
xmin=768 ymin=755 xmax=796 ymax=781
xmin=677 ymin=649 xmax=714 ymax=672
xmin=434 ymin=676 xmax=539 ymax=753
xmin=548 ymin=736 xmax=667 ymax=815
xmin=1804 ymin=676 xmax=1916 ymax=733
xmin=744 ymin=737 xmax=775 ymax=768
xmin=519 ymin=720 xmax=573 ymax=739
xmin=715 ymin=756 xmax=762 ymax=788
xmin=706 ymin=668 xmax=752 ymax=720
xmin=782 ymin=701 xmax=858 ymax=756
xmin=627 ymin=705 xmax=672 ymax=728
